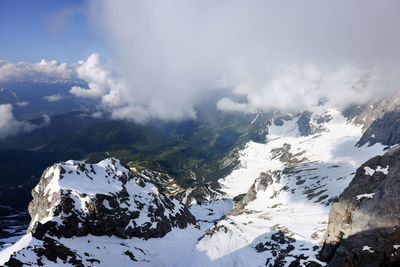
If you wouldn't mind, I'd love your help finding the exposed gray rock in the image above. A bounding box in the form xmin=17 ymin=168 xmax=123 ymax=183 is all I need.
xmin=271 ymin=143 xmax=308 ymax=168
xmin=357 ymin=111 xmax=400 ymax=147
xmin=274 ymin=115 xmax=293 ymax=126
xmin=342 ymin=94 xmax=400 ymax=147
xmin=271 ymin=143 xmax=292 ymax=163
xmin=219 ymin=147 xmax=241 ymax=170
xmin=343 ymin=96 xmax=400 ymax=131
xmin=320 ymin=146 xmax=400 ymax=266
xmin=175 ymin=183 xmax=223 ymax=205
xmin=229 ymin=171 xmax=277 ymax=215
xmin=297 ymin=111 xmax=313 ymax=136
xmin=280 ymin=143 xmax=291 ymax=162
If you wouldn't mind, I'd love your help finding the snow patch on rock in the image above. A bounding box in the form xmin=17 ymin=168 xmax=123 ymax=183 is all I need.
xmin=355 ymin=193 xmax=375 ymax=200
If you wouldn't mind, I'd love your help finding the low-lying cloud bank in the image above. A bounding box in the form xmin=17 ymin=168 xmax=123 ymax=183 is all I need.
xmin=217 ymin=64 xmax=385 ymax=113
xmin=84 ymin=0 xmax=400 ymax=121
xmin=68 ymin=55 xmax=393 ymax=123
xmin=0 ymin=59 xmax=75 ymax=82
xmin=0 ymin=104 xmax=50 ymax=139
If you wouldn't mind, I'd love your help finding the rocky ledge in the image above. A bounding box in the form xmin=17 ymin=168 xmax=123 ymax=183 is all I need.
xmin=320 ymin=146 xmax=400 ymax=266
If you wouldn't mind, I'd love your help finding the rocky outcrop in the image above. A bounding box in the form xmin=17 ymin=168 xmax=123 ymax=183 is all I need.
xmin=343 ymin=95 xmax=400 ymax=132
xmin=357 ymin=111 xmax=400 ymax=147
xmin=27 ymin=158 xmax=195 ymax=240
xmin=271 ymin=143 xmax=292 ymax=162
xmin=176 ymin=184 xmax=223 ymax=206
xmin=229 ymin=171 xmax=276 ymax=215
xmin=320 ymin=146 xmax=400 ymax=266
xmin=297 ymin=111 xmax=313 ymax=136
xmin=341 ymin=94 xmax=400 ymax=147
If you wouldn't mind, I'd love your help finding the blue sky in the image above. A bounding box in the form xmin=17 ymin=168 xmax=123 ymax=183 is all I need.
xmin=0 ymin=0 xmax=106 ymax=63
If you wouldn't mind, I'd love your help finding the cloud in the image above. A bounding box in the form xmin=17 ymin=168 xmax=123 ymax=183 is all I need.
xmin=0 ymin=59 xmax=75 ymax=82
xmin=0 ymin=104 xmax=51 ymax=139
xmin=69 ymin=53 xmax=196 ymax=122
xmin=44 ymin=94 xmax=64 ymax=102
xmin=69 ymin=54 xmax=115 ymax=98
xmin=91 ymin=112 xmax=103 ymax=119
xmin=82 ymin=0 xmax=400 ymax=121
xmin=217 ymin=64 xmax=386 ymax=113
xmin=16 ymin=101 xmax=29 ymax=106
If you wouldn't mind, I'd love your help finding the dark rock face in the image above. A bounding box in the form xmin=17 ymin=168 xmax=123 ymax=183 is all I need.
xmin=274 ymin=115 xmax=293 ymax=126
xmin=254 ymin=228 xmax=322 ymax=267
xmin=320 ymin=146 xmax=400 ymax=266
xmin=32 ymin=237 xmax=85 ymax=267
xmin=4 ymin=236 xmax=87 ymax=267
xmin=297 ymin=111 xmax=313 ymax=136
xmin=357 ymin=111 xmax=400 ymax=147
xmin=341 ymin=94 xmax=400 ymax=147
xmin=256 ymin=230 xmax=299 ymax=267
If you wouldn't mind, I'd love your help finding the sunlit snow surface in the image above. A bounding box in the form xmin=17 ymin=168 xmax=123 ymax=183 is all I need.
xmin=0 ymin=109 xmax=388 ymax=266
xmin=209 ymin=109 xmax=386 ymax=265
xmin=0 ymin=200 xmax=234 ymax=266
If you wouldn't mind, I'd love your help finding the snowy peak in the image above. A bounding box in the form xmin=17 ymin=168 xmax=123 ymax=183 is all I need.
xmin=28 ymin=158 xmax=195 ymax=240
xmin=1 ymin=158 xmax=197 ymax=266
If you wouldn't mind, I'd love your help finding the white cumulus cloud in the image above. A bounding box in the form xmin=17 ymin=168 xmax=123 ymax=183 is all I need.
xmin=0 ymin=59 xmax=75 ymax=82
xmin=69 ymin=53 xmax=196 ymax=122
xmin=16 ymin=101 xmax=29 ymax=106
xmin=44 ymin=94 xmax=64 ymax=102
xmin=69 ymin=54 xmax=117 ymax=98
xmin=0 ymin=104 xmax=51 ymax=139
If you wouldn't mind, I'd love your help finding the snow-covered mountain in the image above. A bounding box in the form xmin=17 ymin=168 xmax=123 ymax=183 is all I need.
xmin=0 ymin=158 xmax=196 ymax=266
xmin=2 ymin=98 xmax=400 ymax=266
xmin=199 ymin=109 xmax=387 ymax=266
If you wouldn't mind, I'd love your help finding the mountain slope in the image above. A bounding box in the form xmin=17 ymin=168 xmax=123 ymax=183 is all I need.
xmin=196 ymin=109 xmax=387 ymax=266
xmin=2 ymin=100 xmax=400 ymax=266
